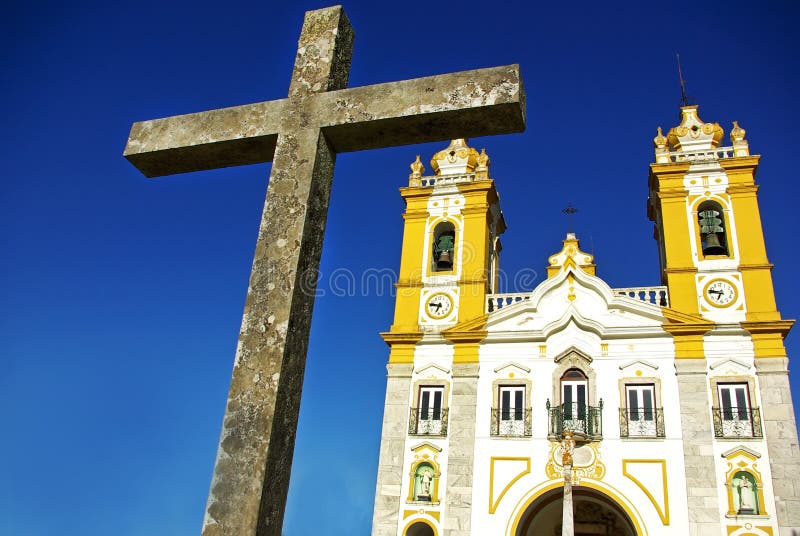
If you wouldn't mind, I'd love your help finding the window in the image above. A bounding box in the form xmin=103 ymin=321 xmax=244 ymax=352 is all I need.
xmin=409 ymin=386 xmax=447 ymax=435
xmin=697 ymin=200 xmax=729 ymax=256
xmin=620 ymin=384 xmax=664 ymax=438
xmin=713 ymin=383 xmax=761 ymax=438
xmin=561 ymin=368 xmax=588 ymax=424
xmin=492 ymin=385 xmax=530 ymax=437
xmin=432 ymin=221 xmax=456 ymax=272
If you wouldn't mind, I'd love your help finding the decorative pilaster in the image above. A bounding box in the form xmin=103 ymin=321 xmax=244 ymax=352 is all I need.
xmin=371 ymin=363 xmax=414 ymax=536
xmin=443 ymin=362 xmax=480 ymax=535
xmin=754 ymin=357 xmax=800 ymax=533
xmin=674 ymin=358 xmax=721 ymax=535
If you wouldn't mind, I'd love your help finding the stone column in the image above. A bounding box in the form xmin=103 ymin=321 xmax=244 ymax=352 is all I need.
xmin=562 ymin=463 xmax=574 ymax=536
xmin=675 ymin=358 xmax=721 ymax=536
xmin=755 ymin=357 xmax=800 ymax=535
xmin=444 ymin=362 xmax=480 ymax=536
xmin=371 ymin=363 xmax=413 ymax=536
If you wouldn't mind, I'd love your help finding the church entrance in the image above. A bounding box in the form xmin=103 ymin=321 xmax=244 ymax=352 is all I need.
xmin=516 ymin=487 xmax=637 ymax=536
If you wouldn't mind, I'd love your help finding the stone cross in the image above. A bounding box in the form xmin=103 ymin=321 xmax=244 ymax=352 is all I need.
xmin=123 ymin=6 xmax=525 ymax=535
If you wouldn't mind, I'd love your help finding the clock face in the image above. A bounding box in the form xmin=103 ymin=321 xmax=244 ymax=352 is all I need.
xmin=426 ymin=293 xmax=453 ymax=319
xmin=704 ymin=279 xmax=737 ymax=307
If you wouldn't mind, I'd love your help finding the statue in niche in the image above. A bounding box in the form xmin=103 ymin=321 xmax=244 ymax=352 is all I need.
xmin=733 ymin=473 xmax=757 ymax=514
xmin=414 ymin=464 xmax=434 ymax=501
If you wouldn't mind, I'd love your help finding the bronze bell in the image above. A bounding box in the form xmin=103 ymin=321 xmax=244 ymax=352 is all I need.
xmin=437 ymin=250 xmax=452 ymax=268
xmin=702 ymin=233 xmax=726 ymax=255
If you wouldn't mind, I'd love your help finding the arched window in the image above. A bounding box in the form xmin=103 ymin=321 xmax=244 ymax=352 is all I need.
xmin=561 ymin=368 xmax=589 ymax=432
xmin=413 ymin=462 xmax=435 ymax=501
xmin=697 ymin=201 xmax=729 ymax=256
xmin=732 ymin=471 xmax=759 ymax=515
xmin=432 ymin=221 xmax=456 ymax=271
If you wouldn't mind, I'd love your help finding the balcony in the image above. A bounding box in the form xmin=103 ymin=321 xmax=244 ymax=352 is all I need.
xmin=490 ymin=408 xmax=532 ymax=437
xmin=547 ymin=400 xmax=603 ymax=440
xmin=619 ymin=408 xmax=665 ymax=438
xmin=712 ymin=407 xmax=763 ymax=439
xmin=408 ymin=407 xmax=449 ymax=436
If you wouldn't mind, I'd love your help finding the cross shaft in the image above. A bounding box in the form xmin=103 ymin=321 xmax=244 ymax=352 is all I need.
xmin=123 ymin=6 xmax=525 ymax=536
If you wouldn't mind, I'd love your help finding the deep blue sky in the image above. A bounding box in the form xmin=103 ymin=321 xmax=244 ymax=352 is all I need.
xmin=2 ymin=1 xmax=798 ymax=535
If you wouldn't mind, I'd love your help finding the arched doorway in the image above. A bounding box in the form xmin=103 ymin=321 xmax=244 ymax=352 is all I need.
xmin=516 ymin=487 xmax=637 ymax=536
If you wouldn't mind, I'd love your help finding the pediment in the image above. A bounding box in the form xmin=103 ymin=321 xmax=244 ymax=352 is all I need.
xmin=493 ymin=361 xmax=531 ymax=374
xmin=553 ymin=346 xmax=593 ymax=365
xmin=721 ymin=446 xmax=761 ymax=461
xmin=619 ymin=359 xmax=659 ymax=372
xmin=709 ymin=358 xmax=752 ymax=375
xmin=415 ymin=363 xmax=451 ymax=376
xmin=486 ymin=266 xmax=667 ymax=339
xmin=411 ymin=441 xmax=443 ymax=453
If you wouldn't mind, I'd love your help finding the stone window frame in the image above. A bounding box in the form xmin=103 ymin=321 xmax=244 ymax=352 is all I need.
xmin=708 ymin=374 xmax=760 ymax=438
xmin=617 ymin=375 xmax=664 ymax=439
xmin=490 ymin=377 xmax=532 ymax=438
xmin=551 ymin=347 xmax=597 ymax=407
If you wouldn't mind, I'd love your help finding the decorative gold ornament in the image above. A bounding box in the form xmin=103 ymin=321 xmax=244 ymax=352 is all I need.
xmin=475 ymin=148 xmax=490 ymax=178
xmin=730 ymin=120 xmax=746 ymax=143
xmin=653 ymin=127 xmax=667 ymax=149
xmin=430 ymin=139 xmax=480 ymax=175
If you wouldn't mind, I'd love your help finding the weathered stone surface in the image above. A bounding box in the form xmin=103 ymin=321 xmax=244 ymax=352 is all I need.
xmin=372 ymin=364 xmax=412 ymax=536
xmin=444 ymin=363 xmax=479 ymax=536
xmin=755 ymin=357 xmax=800 ymax=531
xmin=674 ymin=358 xmax=721 ymax=535
xmin=124 ymin=6 xmax=525 ymax=536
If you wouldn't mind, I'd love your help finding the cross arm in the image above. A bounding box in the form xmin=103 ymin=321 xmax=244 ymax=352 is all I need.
xmin=123 ymin=99 xmax=285 ymax=178
xmin=317 ymin=64 xmax=525 ymax=152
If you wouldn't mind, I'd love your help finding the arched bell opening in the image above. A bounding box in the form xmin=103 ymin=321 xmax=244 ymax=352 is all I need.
xmin=697 ymin=200 xmax=729 ymax=256
xmin=404 ymin=520 xmax=436 ymax=536
xmin=516 ymin=486 xmax=637 ymax=536
xmin=432 ymin=221 xmax=456 ymax=272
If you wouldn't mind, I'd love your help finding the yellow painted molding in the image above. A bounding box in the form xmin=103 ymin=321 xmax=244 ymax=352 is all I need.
xmin=622 ymin=459 xmax=670 ymax=525
xmin=489 ymin=457 xmax=531 ymax=514
xmin=741 ymin=319 xmax=795 ymax=336
xmin=450 ymin=341 xmax=483 ymax=363
xmin=661 ymin=307 xmax=713 ymax=326
xmin=443 ymin=314 xmax=488 ymax=336
xmin=742 ymin=320 xmax=794 ymax=358
xmin=381 ymin=331 xmax=424 ymax=345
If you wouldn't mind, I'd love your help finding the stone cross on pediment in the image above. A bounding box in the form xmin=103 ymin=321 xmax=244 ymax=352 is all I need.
xmin=124 ymin=6 xmax=525 ymax=535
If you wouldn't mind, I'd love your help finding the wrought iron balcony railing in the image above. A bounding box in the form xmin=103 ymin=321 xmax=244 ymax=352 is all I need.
xmin=546 ymin=400 xmax=603 ymax=440
xmin=490 ymin=408 xmax=532 ymax=437
xmin=712 ymin=407 xmax=763 ymax=439
xmin=408 ymin=407 xmax=449 ymax=436
xmin=619 ymin=407 xmax=665 ymax=438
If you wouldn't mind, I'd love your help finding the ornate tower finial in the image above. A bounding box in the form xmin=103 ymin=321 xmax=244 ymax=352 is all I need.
xmin=408 ymin=155 xmax=425 ymax=186
xmin=730 ymin=121 xmax=750 ymax=157
xmin=475 ymin=148 xmax=490 ymax=179
xmin=654 ymin=127 xmax=670 ymax=163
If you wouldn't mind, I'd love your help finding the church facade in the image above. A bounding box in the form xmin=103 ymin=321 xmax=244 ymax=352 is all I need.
xmin=370 ymin=106 xmax=800 ymax=536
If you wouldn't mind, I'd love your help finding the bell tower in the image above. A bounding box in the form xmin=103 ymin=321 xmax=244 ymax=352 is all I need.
xmin=647 ymin=105 xmax=792 ymax=352
xmin=383 ymin=138 xmax=505 ymax=360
